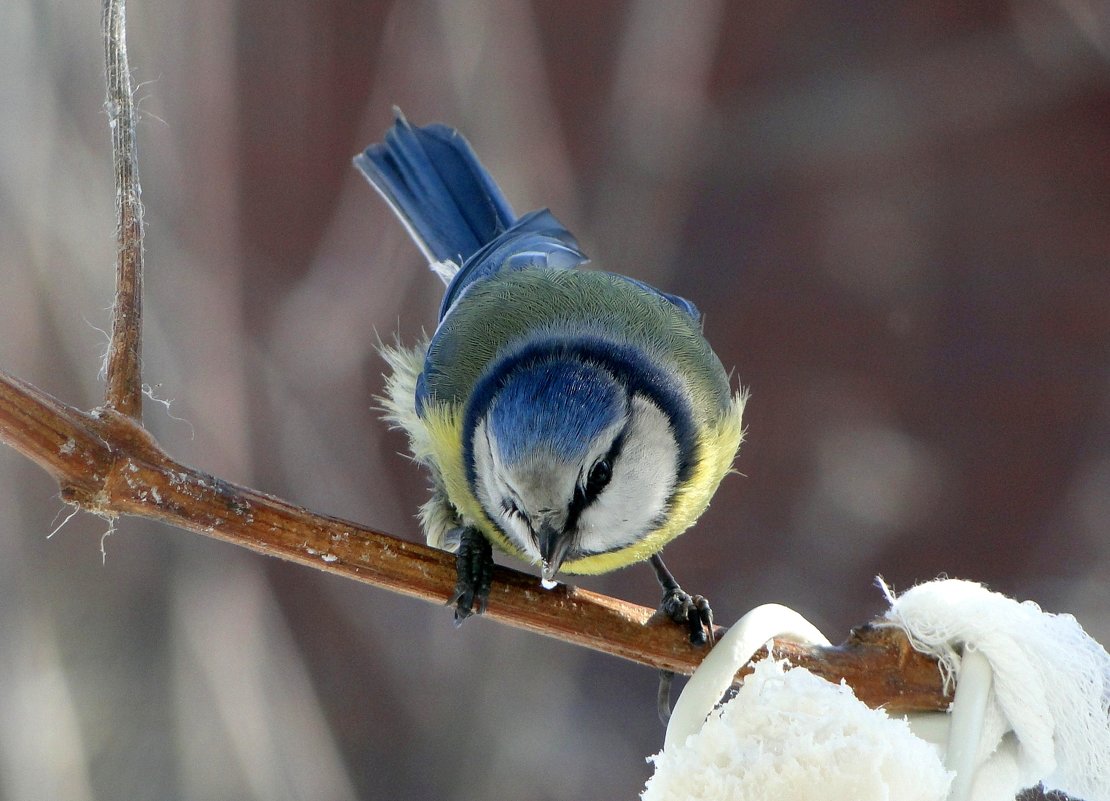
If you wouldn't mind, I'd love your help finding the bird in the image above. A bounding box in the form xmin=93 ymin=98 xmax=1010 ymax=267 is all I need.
xmin=355 ymin=112 xmax=744 ymax=644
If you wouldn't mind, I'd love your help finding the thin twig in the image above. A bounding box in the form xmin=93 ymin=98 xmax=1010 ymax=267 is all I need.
xmin=0 ymin=370 xmax=948 ymax=713
xmin=101 ymin=0 xmax=144 ymax=420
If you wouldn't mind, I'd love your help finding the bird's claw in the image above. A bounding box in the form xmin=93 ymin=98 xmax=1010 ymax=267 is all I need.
xmin=660 ymin=586 xmax=715 ymax=646
xmin=448 ymin=526 xmax=494 ymax=623
xmin=651 ymin=553 xmax=715 ymax=646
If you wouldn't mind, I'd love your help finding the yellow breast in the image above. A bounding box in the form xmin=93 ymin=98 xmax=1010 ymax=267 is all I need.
xmin=421 ymin=392 xmax=745 ymax=575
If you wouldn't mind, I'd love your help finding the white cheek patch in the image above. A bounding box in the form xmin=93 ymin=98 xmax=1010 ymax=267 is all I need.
xmin=575 ymin=395 xmax=680 ymax=555
xmin=471 ymin=420 xmax=541 ymax=561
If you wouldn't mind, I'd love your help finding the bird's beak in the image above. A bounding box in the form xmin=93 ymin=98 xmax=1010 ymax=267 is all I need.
xmin=537 ymin=523 xmax=572 ymax=583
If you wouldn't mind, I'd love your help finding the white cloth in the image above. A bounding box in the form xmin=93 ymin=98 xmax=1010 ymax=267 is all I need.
xmin=884 ymin=579 xmax=1110 ymax=801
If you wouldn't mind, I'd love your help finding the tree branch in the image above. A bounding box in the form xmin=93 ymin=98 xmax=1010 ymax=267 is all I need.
xmin=0 ymin=370 xmax=948 ymax=712
xmin=0 ymin=0 xmax=950 ymax=718
xmin=102 ymin=0 xmax=145 ymax=420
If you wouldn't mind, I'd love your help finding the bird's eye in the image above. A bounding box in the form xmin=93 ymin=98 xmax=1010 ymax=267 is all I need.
xmin=584 ymin=458 xmax=612 ymax=500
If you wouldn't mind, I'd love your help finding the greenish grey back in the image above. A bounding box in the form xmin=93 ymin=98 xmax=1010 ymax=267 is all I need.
xmin=423 ymin=269 xmax=733 ymax=425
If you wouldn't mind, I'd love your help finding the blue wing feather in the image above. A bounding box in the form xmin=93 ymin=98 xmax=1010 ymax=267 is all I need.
xmin=620 ymin=277 xmax=702 ymax=323
xmin=437 ymin=209 xmax=587 ymax=320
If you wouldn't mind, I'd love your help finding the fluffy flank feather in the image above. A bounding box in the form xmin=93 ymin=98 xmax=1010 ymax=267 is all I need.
xmin=377 ymin=338 xmax=434 ymax=464
xmin=419 ymin=492 xmax=462 ymax=552
xmin=378 ymin=338 xmax=471 ymax=551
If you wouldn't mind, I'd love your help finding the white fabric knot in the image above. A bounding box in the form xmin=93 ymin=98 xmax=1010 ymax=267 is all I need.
xmin=883 ymin=578 xmax=1110 ymax=801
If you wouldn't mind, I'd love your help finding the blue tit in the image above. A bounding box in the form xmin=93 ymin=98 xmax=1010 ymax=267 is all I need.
xmin=356 ymin=112 xmax=744 ymax=643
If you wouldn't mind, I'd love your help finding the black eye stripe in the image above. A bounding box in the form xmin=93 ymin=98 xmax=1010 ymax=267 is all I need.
xmin=584 ymin=428 xmax=622 ymax=496
xmin=585 ymin=458 xmax=611 ymax=497
xmin=568 ymin=431 xmax=625 ymax=528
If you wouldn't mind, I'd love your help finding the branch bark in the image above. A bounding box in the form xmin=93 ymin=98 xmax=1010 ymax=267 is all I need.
xmin=102 ymin=0 xmax=145 ymax=420
xmin=0 ymin=370 xmax=948 ymax=712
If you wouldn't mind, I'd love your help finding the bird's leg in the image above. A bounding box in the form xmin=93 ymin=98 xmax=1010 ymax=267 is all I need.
xmin=448 ymin=526 xmax=494 ymax=623
xmin=650 ymin=553 xmax=714 ymax=646
xmin=656 ymin=670 xmax=675 ymax=725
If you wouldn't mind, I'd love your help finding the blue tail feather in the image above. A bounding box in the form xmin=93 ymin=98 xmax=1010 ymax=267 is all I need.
xmin=357 ymin=112 xmax=590 ymax=321
xmin=356 ymin=114 xmax=698 ymax=326
xmin=354 ymin=112 xmax=516 ymax=265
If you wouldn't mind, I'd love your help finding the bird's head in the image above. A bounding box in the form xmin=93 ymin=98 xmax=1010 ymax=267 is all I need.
xmin=468 ymin=355 xmax=683 ymax=582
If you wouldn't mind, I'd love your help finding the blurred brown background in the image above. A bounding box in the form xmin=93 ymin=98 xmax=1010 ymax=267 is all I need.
xmin=1 ymin=1 xmax=1108 ymax=799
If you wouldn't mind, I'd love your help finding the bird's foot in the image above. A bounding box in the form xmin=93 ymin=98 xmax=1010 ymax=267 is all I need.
xmin=651 ymin=554 xmax=715 ymax=646
xmin=660 ymin=586 xmax=715 ymax=647
xmin=448 ymin=526 xmax=494 ymax=623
